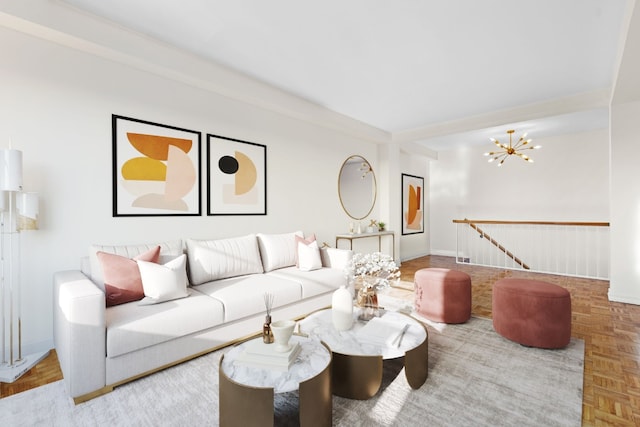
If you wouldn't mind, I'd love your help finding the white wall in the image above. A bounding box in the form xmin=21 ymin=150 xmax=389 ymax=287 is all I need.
xmin=399 ymin=152 xmax=430 ymax=261
xmin=429 ymin=129 xmax=610 ymax=256
xmin=608 ymin=0 xmax=640 ymax=305
xmin=0 ymin=25 xmax=388 ymax=354
xmin=610 ymin=100 xmax=640 ymax=304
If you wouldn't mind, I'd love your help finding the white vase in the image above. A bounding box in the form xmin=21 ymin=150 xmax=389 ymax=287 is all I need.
xmin=332 ymin=285 xmax=353 ymax=331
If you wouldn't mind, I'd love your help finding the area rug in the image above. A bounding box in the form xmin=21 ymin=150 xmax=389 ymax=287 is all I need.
xmin=1 ymin=312 xmax=584 ymax=426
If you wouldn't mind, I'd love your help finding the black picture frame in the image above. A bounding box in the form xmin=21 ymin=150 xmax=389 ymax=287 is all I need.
xmin=207 ymin=134 xmax=267 ymax=215
xmin=112 ymin=115 xmax=202 ymax=217
xmin=401 ymin=173 xmax=424 ymax=235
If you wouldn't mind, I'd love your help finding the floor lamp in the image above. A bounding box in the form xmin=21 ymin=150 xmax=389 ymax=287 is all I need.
xmin=0 ymin=148 xmax=49 ymax=383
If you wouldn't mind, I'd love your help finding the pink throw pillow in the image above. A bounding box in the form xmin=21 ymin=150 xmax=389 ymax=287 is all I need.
xmin=97 ymin=246 xmax=161 ymax=306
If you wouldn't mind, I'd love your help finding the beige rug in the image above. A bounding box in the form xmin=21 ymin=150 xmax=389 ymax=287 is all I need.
xmin=1 ymin=300 xmax=584 ymax=426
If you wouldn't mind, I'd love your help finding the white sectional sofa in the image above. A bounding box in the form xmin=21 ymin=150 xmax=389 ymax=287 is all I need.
xmin=53 ymin=231 xmax=352 ymax=403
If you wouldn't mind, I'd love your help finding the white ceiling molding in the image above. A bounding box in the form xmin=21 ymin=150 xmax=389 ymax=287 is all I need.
xmin=393 ymin=90 xmax=611 ymax=145
xmin=612 ymin=1 xmax=640 ymax=105
xmin=0 ymin=0 xmax=390 ymax=144
xmin=399 ymin=142 xmax=438 ymax=160
xmin=0 ymin=0 xmax=631 ymax=151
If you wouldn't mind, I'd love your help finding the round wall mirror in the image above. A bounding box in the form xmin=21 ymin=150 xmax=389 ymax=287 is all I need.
xmin=338 ymin=155 xmax=377 ymax=220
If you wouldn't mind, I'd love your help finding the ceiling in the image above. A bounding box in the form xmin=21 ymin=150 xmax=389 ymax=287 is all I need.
xmin=61 ymin=0 xmax=629 ymax=151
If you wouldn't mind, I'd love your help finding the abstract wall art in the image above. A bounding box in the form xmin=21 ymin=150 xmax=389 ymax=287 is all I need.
xmin=207 ymin=134 xmax=267 ymax=215
xmin=402 ymin=173 xmax=424 ymax=235
xmin=112 ymin=115 xmax=201 ymax=216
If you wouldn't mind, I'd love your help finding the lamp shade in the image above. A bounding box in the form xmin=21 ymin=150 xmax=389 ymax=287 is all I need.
xmin=0 ymin=149 xmax=23 ymax=192
xmin=17 ymin=192 xmax=38 ymax=231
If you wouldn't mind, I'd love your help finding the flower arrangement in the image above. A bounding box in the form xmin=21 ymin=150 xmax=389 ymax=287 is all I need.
xmin=348 ymin=252 xmax=400 ymax=291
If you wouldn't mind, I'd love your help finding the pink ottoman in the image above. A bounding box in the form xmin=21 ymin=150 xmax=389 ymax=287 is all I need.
xmin=492 ymin=278 xmax=571 ymax=349
xmin=414 ymin=268 xmax=471 ymax=323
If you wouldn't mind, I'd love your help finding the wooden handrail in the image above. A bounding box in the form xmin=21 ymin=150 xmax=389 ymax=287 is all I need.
xmin=453 ymin=219 xmax=609 ymax=227
xmin=465 ymin=222 xmax=530 ymax=270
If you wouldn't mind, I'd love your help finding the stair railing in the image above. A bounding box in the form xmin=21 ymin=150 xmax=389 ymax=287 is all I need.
xmin=452 ymin=219 xmax=610 ymax=280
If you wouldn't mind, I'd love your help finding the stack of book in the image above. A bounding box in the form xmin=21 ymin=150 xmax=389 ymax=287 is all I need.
xmin=235 ymin=339 xmax=301 ymax=371
xmin=357 ymin=316 xmax=408 ymax=347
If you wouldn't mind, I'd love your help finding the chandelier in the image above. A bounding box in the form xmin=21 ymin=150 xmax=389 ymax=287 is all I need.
xmin=484 ymin=129 xmax=541 ymax=166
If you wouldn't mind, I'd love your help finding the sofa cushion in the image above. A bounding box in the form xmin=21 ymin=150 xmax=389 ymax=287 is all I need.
xmin=137 ymin=254 xmax=189 ymax=305
xmin=257 ymin=231 xmax=303 ymax=272
xmin=266 ymin=266 xmax=347 ymax=298
xmin=193 ymin=274 xmax=302 ymax=322
xmin=89 ymin=240 xmax=184 ymax=290
xmin=106 ymin=288 xmax=224 ymax=358
xmin=186 ymin=235 xmax=264 ymax=285
xmin=97 ymin=246 xmax=161 ymax=307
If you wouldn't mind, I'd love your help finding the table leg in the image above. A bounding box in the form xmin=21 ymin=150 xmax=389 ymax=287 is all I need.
xmin=219 ymin=355 xmax=275 ymax=427
xmin=299 ymin=344 xmax=332 ymax=427
xmin=331 ymin=352 xmax=382 ymax=400
xmin=404 ymin=324 xmax=429 ymax=389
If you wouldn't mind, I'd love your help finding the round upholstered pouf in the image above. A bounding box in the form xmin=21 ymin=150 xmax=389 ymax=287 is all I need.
xmin=492 ymin=278 xmax=571 ymax=349
xmin=414 ymin=268 xmax=471 ymax=323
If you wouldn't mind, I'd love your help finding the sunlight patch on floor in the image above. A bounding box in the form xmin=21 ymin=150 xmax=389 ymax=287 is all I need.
xmin=371 ymin=372 xmax=412 ymax=426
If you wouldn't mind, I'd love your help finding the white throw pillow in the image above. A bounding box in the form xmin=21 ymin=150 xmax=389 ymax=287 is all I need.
xmin=137 ymin=254 xmax=189 ymax=305
xmin=297 ymin=240 xmax=322 ymax=271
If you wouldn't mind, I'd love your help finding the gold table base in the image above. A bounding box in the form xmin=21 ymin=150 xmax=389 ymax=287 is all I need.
xmin=332 ymin=314 xmax=429 ymax=399
xmin=219 ymin=342 xmax=332 ymax=427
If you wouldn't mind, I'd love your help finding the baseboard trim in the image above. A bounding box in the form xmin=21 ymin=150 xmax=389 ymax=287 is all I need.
xmin=608 ymin=291 xmax=640 ymax=306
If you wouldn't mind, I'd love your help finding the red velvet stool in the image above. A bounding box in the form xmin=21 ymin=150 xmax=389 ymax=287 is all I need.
xmin=414 ymin=268 xmax=471 ymax=323
xmin=492 ymin=278 xmax=571 ymax=349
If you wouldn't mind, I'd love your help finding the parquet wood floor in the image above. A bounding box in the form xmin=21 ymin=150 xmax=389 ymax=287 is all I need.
xmin=0 ymin=349 xmax=62 ymax=398
xmin=1 ymin=255 xmax=638 ymax=427
xmin=400 ymin=256 xmax=640 ymax=427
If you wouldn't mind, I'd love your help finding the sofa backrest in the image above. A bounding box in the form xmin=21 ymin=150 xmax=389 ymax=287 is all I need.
xmin=186 ymin=234 xmax=264 ymax=285
xmin=256 ymin=231 xmax=303 ymax=272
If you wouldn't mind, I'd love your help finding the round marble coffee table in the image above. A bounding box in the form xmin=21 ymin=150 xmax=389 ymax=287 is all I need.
xmin=298 ymin=308 xmax=428 ymax=399
xmin=219 ymin=335 xmax=331 ymax=427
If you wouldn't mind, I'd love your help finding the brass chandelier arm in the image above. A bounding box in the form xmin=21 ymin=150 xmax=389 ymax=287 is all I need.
xmin=484 ymin=129 xmax=541 ymax=166
xmin=515 ymin=153 xmax=532 ymax=162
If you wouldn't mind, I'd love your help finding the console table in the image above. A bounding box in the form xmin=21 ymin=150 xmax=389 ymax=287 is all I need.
xmin=335 ymin=231 xmax=395 ymax=258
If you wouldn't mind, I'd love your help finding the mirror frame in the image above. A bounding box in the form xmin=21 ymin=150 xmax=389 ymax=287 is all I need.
xmin=338 ymin=155 xmax=377 ymax=220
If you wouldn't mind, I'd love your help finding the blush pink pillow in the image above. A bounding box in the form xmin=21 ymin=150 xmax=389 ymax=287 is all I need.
xmin=97 ymin=246 xmax=161 ymax=306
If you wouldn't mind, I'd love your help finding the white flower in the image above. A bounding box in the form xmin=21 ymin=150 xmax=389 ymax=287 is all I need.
xmin=346 ymin=252 xmax=400 ymax=290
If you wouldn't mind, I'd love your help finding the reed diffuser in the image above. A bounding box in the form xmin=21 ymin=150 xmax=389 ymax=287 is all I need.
xmin=263 ymin=292 xmax=274 ymax=343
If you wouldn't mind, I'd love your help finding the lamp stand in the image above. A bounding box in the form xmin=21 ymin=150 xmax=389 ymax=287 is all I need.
xmin=0 ymin=190 xmax=48 ymax=383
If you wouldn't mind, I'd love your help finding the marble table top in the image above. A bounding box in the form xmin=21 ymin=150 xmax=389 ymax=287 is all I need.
xmin=298 ymin=308 xmax=427 ymax=359
xmin=220 ymin=335 xmax=331 ymax=394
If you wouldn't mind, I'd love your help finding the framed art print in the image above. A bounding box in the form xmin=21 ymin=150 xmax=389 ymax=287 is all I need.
xmin=112 ymin=115 xmax=201 ymax=216
xmin=207 ymin=134 xmax=267 ymax=215
xmin=402 ymin=173 xmax=424 ymax=235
